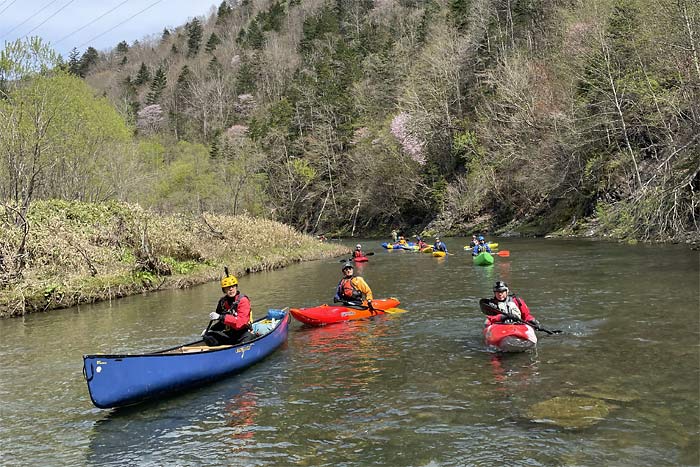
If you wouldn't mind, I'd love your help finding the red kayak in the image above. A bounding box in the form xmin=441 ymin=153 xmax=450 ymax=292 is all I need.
xmin=483 ymin=322 xmax=537 ymax=352
xmin=290 ymin=297 xmax=401 ymax=326
xmin=353 ymin=256 xmax=369 ymax=262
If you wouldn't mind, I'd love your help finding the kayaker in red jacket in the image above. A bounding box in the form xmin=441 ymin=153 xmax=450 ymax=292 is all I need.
xmin=204 ymin=274 xmax=252 ymax=346
xmin=353 ymin=244 xmax=365 ymax=258
xmin=484 ymin=281 xmax=539 ymax=326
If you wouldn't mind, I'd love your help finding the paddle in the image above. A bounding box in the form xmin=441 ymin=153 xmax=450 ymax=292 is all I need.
xmin=495 ymin=250 xmax=510 ymax=257
xmin=478 ymin=298 xmax=561 ymax=335
xmin=336 ymin=299 xmax=407 ymax=314
xmin=338 ymin=252 xmax=375 ymax=262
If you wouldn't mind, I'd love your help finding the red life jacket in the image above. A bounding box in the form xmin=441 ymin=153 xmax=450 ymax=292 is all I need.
xmin=220 ymin=293 xmax=252 ymax=323
xmin=337 ymin=278 xmax=363 ymax=301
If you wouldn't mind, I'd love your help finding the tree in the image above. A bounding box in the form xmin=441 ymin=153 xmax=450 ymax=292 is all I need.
xmin=146 ymin=66 xmax=167 ymax=104
xmin=79 ymin=47 xmax=99 ymax=77
xmin=205 ymin=32 xmax=222 ymax=53
xmin=0 ymin=71 xmax=131 ymax=221
xmin=67 ymin=48 xmax=81 ymax=76
xmin=0 ymin=36 xmax=61 ymax=89
xmin=116 ymin=41 xmax=129 ymax=55
xmin=216 ymin=1 xmax=233 ymax=26
xmin=134 ymin=62 xmax=150 ymax=85
xmin=187 ymin=18 xmax=203 ymax=58
xmin=162 ymin=28 xmax=171 ymax=41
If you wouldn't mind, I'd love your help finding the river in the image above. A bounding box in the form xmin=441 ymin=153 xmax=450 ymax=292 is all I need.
xmin=0 ymin=237 xmax=698 ymax=466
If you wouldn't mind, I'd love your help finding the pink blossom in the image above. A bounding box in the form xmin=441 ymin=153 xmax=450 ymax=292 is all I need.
xmin=390 ymin=112 xmax=425 ymax=164
xmin=136 ymin=104 xmax=164 ymax=134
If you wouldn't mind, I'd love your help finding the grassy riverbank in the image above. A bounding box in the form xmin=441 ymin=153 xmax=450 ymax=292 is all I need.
xmin=0 ymin=200 xmax=349 ymax=318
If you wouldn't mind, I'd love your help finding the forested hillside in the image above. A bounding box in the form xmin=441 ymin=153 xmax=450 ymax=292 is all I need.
xmin=2 ymin=0 xmax=698 ymax=242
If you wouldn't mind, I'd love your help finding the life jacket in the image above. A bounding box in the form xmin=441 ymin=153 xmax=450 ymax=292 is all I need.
xmin=353 ymin=250 xmax=363 ymax=258
xmin=220 ymin=293 xmax=253 ymax=324
xmin=337 ymin=277 xmax=363 ymax=301
xmin=493 ymin=296 xmax=523 ymax=319
xmin=478 ymin=243 xmax=489 ymax=252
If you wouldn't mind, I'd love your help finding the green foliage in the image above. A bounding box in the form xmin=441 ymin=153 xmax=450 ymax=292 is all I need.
xmin=79 ymin=47 xmax=99 ymax=77
xmin=146 ymin=66 xmax=167 ymax=104
xmin=205 ymin=32 xmax=222 ymax=53
xmin=0 ymin=71 xmax=132 ymax=206
xmin=216 ymin=1 xmax=233 ymax=25
xmin=161 ymin=256 xmax=198 ymax=274
xmin=258 ymin=1 xmax=285 ymax=32
xmin=0 ymin=36 xmax=61 ymax=84
xmin=187 ymin=18 xmax=203 ymax=57
xmin=134 ymin=62 xmax=150 ymax=85
xmin=116 ymin=41 xmax=129 ymax=54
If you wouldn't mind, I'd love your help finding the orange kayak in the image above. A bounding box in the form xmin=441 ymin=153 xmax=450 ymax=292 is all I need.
xmin=290 ymin=297 xmax=401 ymax=326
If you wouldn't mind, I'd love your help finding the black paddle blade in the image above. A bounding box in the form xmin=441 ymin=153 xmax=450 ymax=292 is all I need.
xmin=479 ymin=298 xmax=501 ymax=316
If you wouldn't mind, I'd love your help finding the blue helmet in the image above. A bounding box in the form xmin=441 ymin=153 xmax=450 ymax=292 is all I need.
xmin=478 ymin=235 xmax=485 ymax=241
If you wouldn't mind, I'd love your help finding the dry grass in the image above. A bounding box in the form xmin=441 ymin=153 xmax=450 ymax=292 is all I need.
xmin=0 ymin=200 xmax=348 ymax=317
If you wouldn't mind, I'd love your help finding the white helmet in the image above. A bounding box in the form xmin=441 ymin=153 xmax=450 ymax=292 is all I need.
xmin=356 ymin=244 xmax=361 ymax=249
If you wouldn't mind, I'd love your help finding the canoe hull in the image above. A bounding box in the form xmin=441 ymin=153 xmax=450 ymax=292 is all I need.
xmin=290 ymin=297 xmax=400 ymax=326
xmin=432 ymin=251 xmax=446 ymax=257
xmin=83 ymin=313 xmax=289 ymax=409
xmin=483 ymin=323 xmax=537 ymax=352
xmin=353 ymin=256 xmax=369 ymax=262
xmin=473 ymin=252 xmax=494 ymax=265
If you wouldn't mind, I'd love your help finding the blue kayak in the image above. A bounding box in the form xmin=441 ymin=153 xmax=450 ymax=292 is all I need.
xmin=83 ymin=310 xmax=289 ymax=409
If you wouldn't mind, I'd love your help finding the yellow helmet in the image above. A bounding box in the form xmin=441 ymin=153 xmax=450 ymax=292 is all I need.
xmin=220 ymin=275 xmax=238 ymax=288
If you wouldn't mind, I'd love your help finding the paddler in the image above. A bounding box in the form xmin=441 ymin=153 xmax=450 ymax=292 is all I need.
xmin=204 ymin=273 xmax=253 ymax=346
xmin=333 ymin=263 xmax=374 ymax=309
xmin=484 ymin=281 xmax=539 ymax=327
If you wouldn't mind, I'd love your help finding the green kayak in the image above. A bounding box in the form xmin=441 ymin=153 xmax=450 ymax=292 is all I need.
xmin=473 ymin=251 xmax=494 ymax=266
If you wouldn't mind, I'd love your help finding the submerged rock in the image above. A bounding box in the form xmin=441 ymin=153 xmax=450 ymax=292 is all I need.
xmin=573 ymin=384 xmax=640 ymax=403
xmin=526 ymin=396 xmax=611 ymax=429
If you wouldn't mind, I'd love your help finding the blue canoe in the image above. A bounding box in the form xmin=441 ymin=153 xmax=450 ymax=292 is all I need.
xmin=83 ymin=310 xmax=289 ymax=409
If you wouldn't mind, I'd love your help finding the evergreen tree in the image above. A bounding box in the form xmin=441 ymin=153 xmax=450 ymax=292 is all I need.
xmin=205 ymin=32 xmax=222 ymax=53
xmin=245 ymin=19 xmax=265 ymax=49
xmin=216 ymin=1 xmax=232 ymax=26
xmin=162 ymin=28 xmax=171 ymax=41
xmin=79 ymin=47 xmax=99 ymax=77
xmin=67 ymin=48 xmax=81 ymax=76
xmin=208 ymin=56 xmax=222 ymax=76
xmin=146 ymin=66 xmax=167 ymax=104
xmin=119 ymin=56 xmax=128 ymax=66
xmin=116 ymin=40 xmax=129 ymax=54
xmin=171 ymin=44 xmax=179 ymax=55
xmin=175 ymin=65 xmax=192 ymax=101
xmin=134 ymin=62 xmax=150 ymax=85
xmin=187 ymin=18 xmax=203 ymax=58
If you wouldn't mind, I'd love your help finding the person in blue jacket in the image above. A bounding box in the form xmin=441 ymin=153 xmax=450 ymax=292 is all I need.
xmin=433 ymin=237 xmax=448 ymax=253
xmin=472 ymin=236 xmax=492 ymax=256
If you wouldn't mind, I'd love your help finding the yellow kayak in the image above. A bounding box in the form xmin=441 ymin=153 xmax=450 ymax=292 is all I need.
xmin=463 ymin=242 xmax=499 ymax=250
xmin=421 ymin=246 xmax=433 ymax=253
xmin=432 ymin=251 xmax=446 ymax=258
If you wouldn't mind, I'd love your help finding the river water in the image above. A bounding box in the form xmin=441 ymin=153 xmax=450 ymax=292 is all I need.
xmin=0 ymin=238 xmax=698 ymax=466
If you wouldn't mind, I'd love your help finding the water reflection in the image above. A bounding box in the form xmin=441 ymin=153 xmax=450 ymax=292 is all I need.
xmin=488 ymin=353 xmax=539 ymax=397
xmin=86 ymin=381 xmax=263 ymax=466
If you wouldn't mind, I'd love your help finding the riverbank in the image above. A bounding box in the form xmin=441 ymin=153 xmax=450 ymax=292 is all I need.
xmin=0 ymin=200 xmax=349 ymax=318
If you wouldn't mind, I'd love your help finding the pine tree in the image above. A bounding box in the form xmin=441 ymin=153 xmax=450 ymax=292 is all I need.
xmin=216 ymin=1 xmax=232 ymax=25
xmin=119 ymin=56 xmax=128 ymax=66
xmin=79 ymin=47 xmax=99 ymax=77
xmin=116 ymin=40 xmax=129 ymax=54
xmin=67 ymin=48 xmax=81 ymax=76
xmin=162 ymin=28 xmax=171 ymax=41
xmin=205 ymin=32 xmax=222 ymax=53
xmin=146 ymin=66 xmax=167 ymax=105
xmin=134 ymin=62 xmax=151 ymax=85
xmin=175 ymin=65 xmax=192 ymax=101
xmin=187 ymin=18 xmax=203 ymax=58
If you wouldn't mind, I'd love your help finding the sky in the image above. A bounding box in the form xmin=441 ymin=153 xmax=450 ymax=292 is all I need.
xmin=0 ymin=0 xmax=221 ymax=58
